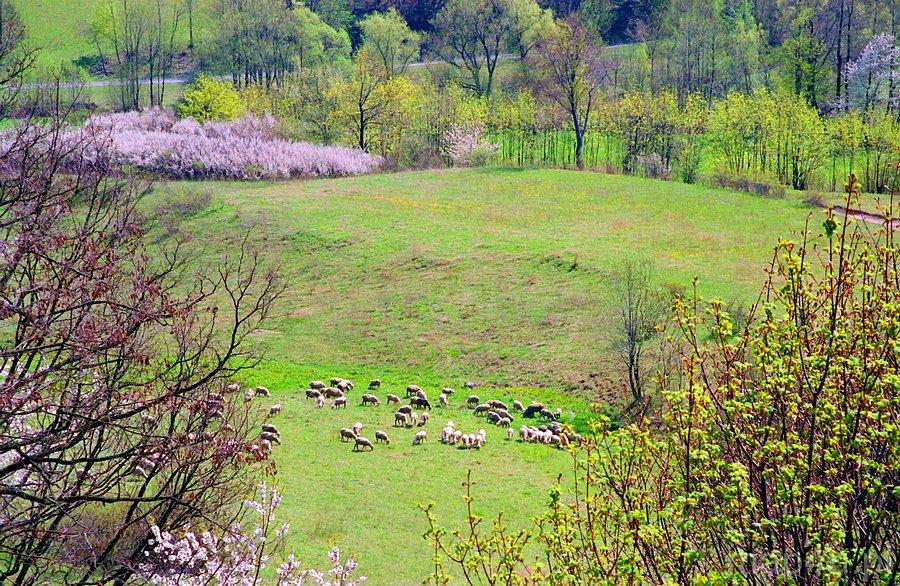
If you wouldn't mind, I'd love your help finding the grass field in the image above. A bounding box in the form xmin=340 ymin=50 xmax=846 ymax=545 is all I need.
xmin=140 ymin=168 xmax=823 ymax=583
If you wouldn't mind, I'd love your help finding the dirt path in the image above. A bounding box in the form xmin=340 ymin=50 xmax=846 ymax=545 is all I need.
xmin=833 ymin=205 xmax=899 ymax=230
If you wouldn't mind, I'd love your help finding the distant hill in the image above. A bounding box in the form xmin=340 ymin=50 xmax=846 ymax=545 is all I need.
xmin=13 ymin=0 xmax=103 ymax=70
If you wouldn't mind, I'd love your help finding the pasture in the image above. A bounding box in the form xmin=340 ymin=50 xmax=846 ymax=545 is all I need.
xmin=147 ymin=167 xmax=824 ymax=583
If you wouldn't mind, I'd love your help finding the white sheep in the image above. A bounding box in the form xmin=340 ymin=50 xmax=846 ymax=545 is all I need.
xmin=419 ymin=411 xmax=429 ymax=426
xmin=438 ymin=393 xmax=448 ymax=407
xmin=461 ymin=434 xmax=471 ymax=448
xmin=352 ymin=422 xmax=363 ymax=436
xmin=413 ymin=430 xmax=427 ymax=445
xmin=507 ymin=427 xmax=514 ymax=440
xmin=386 ymin=393 xmax=401 ymax=405
xmin=409 ymin=412 xmax=419 ymax=427
xmin=332 ymin=397 xmax=347 ymax=409
xmin=519 ymin=426 xmax=529 ymax=441
xmin=513 ymin=400 xmax=524 ymax=412
xmin=453 ymin=430 xmax=462 ymax=444
xmin=316 ymin=395 xmax=325 ymax=408
xmin=268 ymin=404 xmax=282 ymax=417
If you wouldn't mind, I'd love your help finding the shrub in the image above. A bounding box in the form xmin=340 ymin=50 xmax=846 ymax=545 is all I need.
xmin=70 ymin=108 xmax=382 ymax=180
xmin=442 ymin=122 xmax=497 ymax=167
xmin=177 ymin=75 xmax=245 ymax=122
xmin=712 ymin=169 xmax=786 ymax=197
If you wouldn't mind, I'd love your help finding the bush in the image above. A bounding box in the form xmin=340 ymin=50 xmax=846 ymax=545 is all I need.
xmin=69 ymin=108 xmax=382 ymax=180
xmin=712 ymin=169 xmax=786 ymax=197
xmin=177 ymin=75 xmax=245 ymax=122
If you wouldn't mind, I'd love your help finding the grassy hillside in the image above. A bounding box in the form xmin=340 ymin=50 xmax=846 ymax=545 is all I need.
xmin=155 ymin=168 xmax=818 ymax=396
xmin=13 ymin=0 xmax=101 ymax=69
xmin=143 ymin=168 xmax=823 ymax=584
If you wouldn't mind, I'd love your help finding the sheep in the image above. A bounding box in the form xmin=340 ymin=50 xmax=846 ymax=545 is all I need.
xmin=255 ymin=386 xmax=271 ymax=397
xmin=243 ymin=390 xmax=255 ymax=402
xmin=519 ymin=426 xmax=529 ymax=441
xmin=442 ymin=426 xmax=455 ymax=443
xmin=323 ymin=387 xmax=343 ymax=399
xmin=332 ymin=397 xmax=347 ymax=409
xmin=512 ymin=400 xmax=524 ymax=412
xmin=498 ymin=417 xmax=512 ymax=428
xmin=353 ymin=436 xmax=374 ymax=451
xmin=548 ymin=422 xmax=563 ymax=434
xmin=310 ymin=380 xmax=326 ymax=390
xmin=352 ymin=422 xmax=363 ymax=436
xmin=386 ymin=393 xmax=401 ymax=405
xmin=494 ymin=408 xmax=512 ymax=421
xmin=368 ymin=379 xmax=382 ymax=389
xmin=472 ymin=435 xmax=484 ymax=449
xmin=539 ymin=409 xmax=555 ymax=421
xmin=554 ymin=408 xmax=562 ymax=420
xmin=337 ymin=380 xmax=353 ymax=393
xmin=225 ymin=382 xmax=241 ymax=393
xmin=261 ymin=423 xmax=279 ymax=435
xmin=542 ymin=430 xmax=553 ymax=444
xmin=306 ymin=388 xmax=323 ymax=399
xmin=330 ymin=376 xmax=343 ymax=386
xmin=375 ymin=430 xmax=391 ymax=444
xmin=316 ymin=395 xmax=325 ymax=408
xmin=413 ymin=430 xmax=427 ymax=445
xmin=394 ymin=412 xmax=408 ymax=426
xmin=406 ymin=384 xmax=422 ymax=398
xmin=340 ymin=428 xmax=357 ymax=442
xmin=397 ymin=405 xmax=412 ymax=415
xmin=416 ymin=389 xmax=428 ymax=400
xmin=473 ymin=403 xmax=490 ymax=416
xmin=260 ymin=431 xmax=281 ymax=445
xmin=438 ymin=393 xmax=448 ymax=407
xmin=550 ymin=434 xmax=561 ymax=447
xmin=453 ymin=430 xmax=462 ymax=444
xmin=418 ymin=411 xmax=430 ymax=426
xmin=445 ymin=420 xmax=456 ymax=429
xmin=410 ymin=397 xmax=431 ymax=410
xmin=409 ymin=412 xmax=419 ymax=427
xmin=361 ymin=393 xmax=381 ymax=406
xmin=466 ymin=395 xmax=480 ymax=407
xmin=486 ymin=411 xmax=501 ymax=424
xmin=442 ymin=387 xmax=455 ymax=396
xmin=268 ymin=404 xmax=282 ymax=417
xmin=461 ymin=434 xmax=471 ymax=448
xmin=259 ymin=439 xmax=273 ymax=453
xmin=523 ymin=402 xmax=545 ymax=418
xmin=464 ymin=381 xmax=477 ymax=389
xmin=507 ymin=427 xmax=514 ymax=440
xmin=487 ymin=400 xmax=508 ymax=411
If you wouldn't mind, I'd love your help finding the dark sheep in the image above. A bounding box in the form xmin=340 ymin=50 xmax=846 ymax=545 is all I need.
xmin=260 ymin=431 xmax=281 ymax=445
xmin=410 ymin=397 xmax=431 ymax=410
xmin=397 ymin=405 xmax=412 ymax=415
xmin=394 ymin=412 xmax=408 ymax=426
xmin=486 ymin=411 xmax=501 ymax=424
xmin=323 ymin=387 xmax=343 ymax=399
xmin=464 ymin=381 xmax=476 ymax=389
xmin=473 ymin=404 xmax=490 ymax=416
xmin=337 ymin=380 xmax=353 ymax=393
xmin=375 ymin=430 xmax=391 ymax=444
xmin=310 ymin=381 xmax=326 ymax=390
xmin=353 ymin=436 xmax=374 ymax=451
xmin=330 ymin=377 xmax=343 ymax=386
xmin=306 ymin=389 xmax=322 ymax=399
xmin=339 ymin=428 xmax=356 ymax=442
xmin=487 ymin=400 xmax=508 ymax=411
xmin=406 ymin=384 xmax=422 ymax=398
xmin=261 ymin=424 xmax=279 ymax=435
xmin=386 ymin=393 xmax=401 ymax=405
xmin=441 ymin=387 xmax=455 ymax=396
xmin=523 ymin=403 xmax=544 ymax=418
xmin=361 ymin=393 xmax=380 ymax=406
xmin=539 ymin=408 xmax=556 ymax=420
xmin=466 ymin=395 xmax=480 ymax=407
xmin=368 ymin=379 xmax=382 ymax=389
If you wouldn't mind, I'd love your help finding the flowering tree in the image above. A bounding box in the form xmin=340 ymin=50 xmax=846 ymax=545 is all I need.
xmin=844 ymin=34 xmax=900 ymax=112
xmin=0 ymin=108 xmax=285 ymax=583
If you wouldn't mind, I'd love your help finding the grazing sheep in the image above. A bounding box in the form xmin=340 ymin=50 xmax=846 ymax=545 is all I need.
xmin=340 ymin=428 xmax=356 ymax=442
xmin=438 ymin=393 xmax=448 ymax=407
xmin=472 ymin=435 xmax=484 ymax=449
xmin=498 ymin=417 xmax=512 ymax=428
xmin=353 ymin=436 xmax=375 ymax=451
xmin=406 ymin=384 xmax=422 ymax=398
xmin=368 ymin=379 xmax=382 ymax=390
xmin=523 ymin=402 xmax=544 ymax=418
xmin=361 ymin=393 xmax=380 ymax=406
xmin=375 ymin=430 xmax=391 ymax=444
xmin=519 ymin=426 xmax=529 ymax=441
xmin=445 ymin=420 xmax=456 ymax=429
xmin=442 ymin=387 xmax=455 ymax=396
xmin=255 ymin=386 xmax=270 ymax=397
xmin=323 ymin=387 xmax=343 ymax=399
xmin=337 ymin=380 xmax=353 ymax=393
xmin=316 ymin=396 xmax=325 ymax=409
xmin=473 ymin=403 xmax=490 ymax=416
xmin=260 ymin=431 xmax=281 ymax=445
xmin=548 ymin=422 xmax=563 ymax=434
xmin=554 ymin=408 xmax=562 ymax=420
xmin=486 ymin=411 xmax=501 ymax=424
xmin=494 ymin=408 xmax=512 ymax=421
xmin=306 ymin=388 xmax=323 ymax=399
xmin=410 ymin=397 xmax=431 ymax=409
xmin=352 ymin=422 xmax=363 ymax=436
xmin=261 ymin=423 xmax=279 ymax=435
xmin=386 ymin=393 xmax=401 ymax=405
xmin=409 ymin=412 xmax=419 ymax=427
xmin=260 ymin=439 xmax=273 ymax=453
xmin=487 ymin=400 xmax=508 ymax=411
xmin=539 ymin=409 xmax=555 ymax=421
xmin=507 ymin=427 xmax=514 ymax=440
xmin=330 ymin=377 xmax=343 ymax=386
xmin=442 ymin=426 xmax=455 ymax=443
xmin=413 ymin=431 xmax=427 ymax=445
xmin=542 ymin=430 xmax=553 ymax=444
xmin=397 ymin=405 xmax=412 ymax=415
xmin=461 ymin=434 xmax=471 ymax=448
xmin=550 ymin=434 xmax=561 ymax=447
xmin=418 ymin=411 xmax=429 ymax=426
xmin=466 ymin=395 xmax=480 ymax=407
xmin=416 ymin=389 xmax=428 ymax=400
xmin=453 ymin=430 xmax=462 ymax=444
xmin=332 ymin=397 xmax=347 ymax=409
xmin=464 ymin=381 xmax=476 ymax=389
xmin=268 ymin=404 xmax=282 ymax=417
xmin=243 ymin=390 xmax=255 ymax=402
xmin=310 ymin=380 xmax=326 ymax=390
xmin=394 ymin=412 xmax=408 ymax=426
xmin=512 ymin=400 xmax=524 ymax=412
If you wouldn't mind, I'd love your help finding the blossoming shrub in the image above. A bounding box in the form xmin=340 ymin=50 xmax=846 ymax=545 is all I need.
xmin=177 ymin=76 xmax=245 ymax=122
xmin=76 ymin=108 xmax=382 ymax=180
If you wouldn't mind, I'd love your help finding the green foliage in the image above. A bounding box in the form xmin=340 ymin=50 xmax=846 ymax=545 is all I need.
xmin=359 ymin=8 xmax=422 ymax=77
xmin=423 ymin=175 xmax=900 ymax=583
xmin=177 ymin=75 xmax=244 ymax=121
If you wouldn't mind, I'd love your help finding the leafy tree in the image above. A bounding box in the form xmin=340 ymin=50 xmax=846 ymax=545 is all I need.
xmin=305 ymin=0 xmax=353 ymax=31
xmin=177 ymin=74 xmax=244 ymax=121
xmin=294 ymin=4 xmax=352 ymax=69
xmin=534 ymin=18 xmax=606 ymax=170
xmin=359 ymin=8 xmax=422 ymax=77
xmin=506 ymin=0 xmax=555 ymax=60
xmin=328 ymin=48 xmax=389 ymax=151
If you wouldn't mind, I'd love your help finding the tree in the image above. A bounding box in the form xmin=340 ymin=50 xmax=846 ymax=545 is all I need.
xmin=430 ymin=0 xmax=513 ymax=96
xmin=0 ymin=0 xmax=35 ymax=109
xmin=534 ymin=17 xmax=606 ymax=170
xmin=359 ymin=8 xmax=422 ymax=77
xmin=506 ymin=0 xmax=554 ymax=60
xmin=177 ymin=74 xmax=244 ymax=121
xmin=328 ymin=48 xmax=389 ymax=151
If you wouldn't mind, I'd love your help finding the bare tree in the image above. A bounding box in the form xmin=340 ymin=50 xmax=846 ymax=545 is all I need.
xmin=0 ymin=86 xmax=284 ymax=583
xmin=534 ymin=18 xmax=606 ymax=170
xmin=612 ymin=258 xmax=669 ymax=409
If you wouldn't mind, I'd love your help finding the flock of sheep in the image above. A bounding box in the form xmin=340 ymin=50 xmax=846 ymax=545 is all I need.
xmin=255 ymin=376 xmax=583 ymax=454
